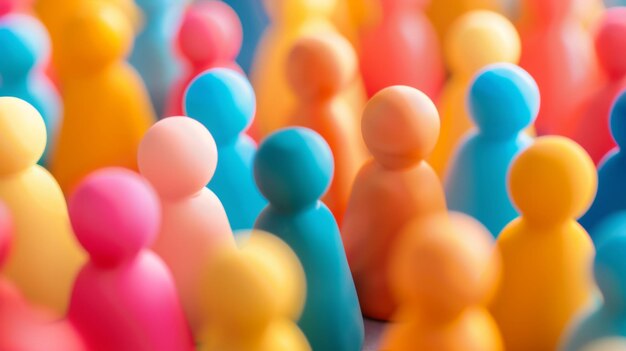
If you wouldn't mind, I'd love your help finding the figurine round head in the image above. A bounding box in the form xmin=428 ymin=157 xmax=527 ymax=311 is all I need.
xmin=138 ymin=117 xmax=218 ymax=200
xmin=254 ymin=127 xmax=333 ymax=211
xmin=0 ymin=201 xmax=12 ymax=268
xmin=60 ymin=1 xmax=133 ymax=72
xmin=390 ymin=216 xmax=499 ymax=318
xmin=177 ymin=1 xmax=242 ymax=68
xmin=68 ymin=168 xmax=161 ymax=266
xmin=184 ymin=68 xmax=255 ymax=145
xmin=469 ymin=63 xmax=539 ymax=139
xmin=446 ymin=11 xmax=520 ymax=75
xmin=509 ymin=137 xmax=597 ymax=226
xmin=610 ymin=91 xmax=626 ymax=148
xmin=0 ymin=14 xmax=50 ymax=81
xmin=0 ymin=97 xmax=46 ymax=175
xmin=361 ymin=86 xmax=440 ymax=169
xmin=202 ymin=231 xmax=305 ymax=333
xmin=594 ymin=235 xmax=626 ymax=312
xmin=287 ymin=33 xmax=357 ymax=102
xmin=263 ymin=0 xmax=336 ymax=23
xmin=595 ymin=8 xmax=626 ymax=80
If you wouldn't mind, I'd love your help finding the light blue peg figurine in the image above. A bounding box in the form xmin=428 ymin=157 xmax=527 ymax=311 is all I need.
xmin=184 ymin=68 xmax=266 ymax=232
xmin=222 ymin=0 xmax=269 ymax=74
xmin=130 ymin=0 xmax=182 ymax=118
xmin=0 ymin=14 xmax=60 ymax=166
xmin=253 ymin=127 xmax=364 ymax=351
xmin=581 ymin=91 xmax=626 ymax=235
xmin=562 ymin=234 xmax=626 ymax=351
xmin=445 ymin=63 xmax=539 ymax=236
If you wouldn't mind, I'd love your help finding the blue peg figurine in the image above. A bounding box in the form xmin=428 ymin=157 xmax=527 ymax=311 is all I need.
xmin=222 ymin=0 xmax=269 ymax=74
xmin=130 ymin=0 xmax=183 ymax=118
xmin=581 ymin=91 xmax=626 ymax=234
xmin=445 ymin=63 xmax=539 ymax=236
xmin=253 ymin=127 xmax=364 ymax=351
xmin=184 ymin=68 xmax=266 ymax=232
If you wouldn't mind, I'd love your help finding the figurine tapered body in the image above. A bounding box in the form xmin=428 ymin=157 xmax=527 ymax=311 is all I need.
xmin=254 ymin=128 xmax=364 ymax=351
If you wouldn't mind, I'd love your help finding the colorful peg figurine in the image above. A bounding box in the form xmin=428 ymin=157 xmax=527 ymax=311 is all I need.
xmin=566 ymin=8 xmax=626 ymax=163
xmin=342 ymin=86 xmax=447 ymax=320
xmin=50 ymin=1 xmax=155 ymax=193
xmin=138 ymin=117 xmax=235 ymax=332
xmin=286 ymin=33 xmax=366 ymax=225
xmin=0 ymin=14 xmax=60 ymax=166
xmin=222 ymin=0 xmax=269 ymax=74
xmin=166 ymin=0 xmax=243 ymax=117
xmin=517 ymin=0 xmax=599 ymax=135
xmin=198 ymin=231 xmax=310 ymax=351
xmin=490 ymin=136 xmax=597 ymax=351
xmin=251 ymin=0 xmax=338 ymax=137
xmin=562 ymin=235 xmax=626 ymax=351
xmin=380 ymin=215 xmax=503 ymax=351
xmin=184 ymin=68 xmax=266 ymax=232
xmin=445 ymin=63 xmax=539 ymax=236
xmin=359 ymin=0 xmax=444 ymax=99
xmin=254 ymin=127 xmax=364 ymax=351
xmin=67 ymin=168 xmax=194 ymax=351
xmin=129 ymin=0 xmax=183 ymax=117
xmin=429 ymin=10 xmax=521 ymax=177
xmin=0 ymin=97 xmax=83 ymax=315
xmin=581 ymin=92 xmax=626 ymax=232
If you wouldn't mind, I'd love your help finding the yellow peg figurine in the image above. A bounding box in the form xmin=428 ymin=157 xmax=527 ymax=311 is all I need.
xmin=250 ymin=0 xmax=338 ymax=137
xmin=0 ymin=97 xmax=84 ymax=315
xmin=34 ymin=0 xmax=140 ymax=80
xmin=490 ymin=136 xmax=597 ymax=351
xmin=380 ymin=214 xmax=503 ymax=351
xmin=426 ymin=0 xmax=502 ymax=43
xmin=198 ymin=231 xmax=310 ymax=351
xmin=429 ymin=10 xmax=521 ymax=177
xmin=50 ymin=1 xmax=155 ymax=194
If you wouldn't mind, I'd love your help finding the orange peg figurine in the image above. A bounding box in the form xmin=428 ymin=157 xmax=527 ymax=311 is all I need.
xmin=490 ymin=136 xmax=597 ymax=351
xmin=429 ymin=10 xmax=521 ymax=177
xmin=359 ymin=0 xmax=444 ymax=99
xmin=50 ymin=1 xmax=154 ymax=193
xmin=342 ymin=86 xmax=447 ymax=320
xmin=287 ymin=33 xmax=367 ymax=225
xmin=566 ymin=8 xmax=626 ymax=164
xmin=517 ymin=0 xmax=599 ymax=135
xmin=380 ymin=215 xmax=503 ymax=351
xmin=250 ymin=0 xmax=338 ymax=137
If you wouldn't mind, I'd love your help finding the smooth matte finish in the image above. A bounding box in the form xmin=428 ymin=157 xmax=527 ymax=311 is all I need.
xmin=445 ymin=63 xmax=538 ymax=236
xmin=67 ymin=168 xmax=194 ymax=351
xmin=490 ymin=136 xmax=597 ymax=351
xmin=184 ymin=68 xmax=266 ymax=232
xmin=254 ymin=127 xmax=364 ymax=351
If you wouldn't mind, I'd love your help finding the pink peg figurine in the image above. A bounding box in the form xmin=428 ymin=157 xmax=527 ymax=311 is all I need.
xmin=138 ymin=116 xmax=235 ymax=332
xmin=66 ymin=168 xmax=194 ymax=351
xmin=165 ymin=0 xmax=243 ymax=117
